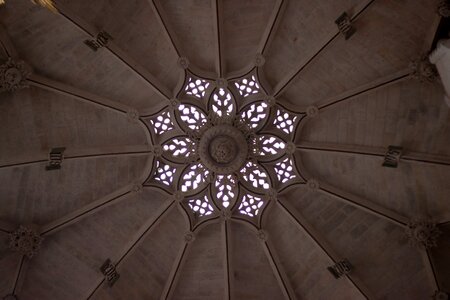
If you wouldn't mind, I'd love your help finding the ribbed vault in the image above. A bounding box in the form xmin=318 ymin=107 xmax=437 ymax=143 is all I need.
xmin=0 ymin=0 xmax=449 ymax=299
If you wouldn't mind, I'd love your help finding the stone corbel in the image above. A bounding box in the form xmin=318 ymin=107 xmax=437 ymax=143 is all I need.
xmin=429 ymin=39 xmax=450 ymax=107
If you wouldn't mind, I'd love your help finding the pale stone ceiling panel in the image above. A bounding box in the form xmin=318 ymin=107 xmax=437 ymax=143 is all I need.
xmin=263 ymin=0 xmax=361 ymax=86
xmin=301 ymin=80 xmax=450 ymax=156
xmin=18 ymin=190 xmax=167 ymax=299
xmin=0 ymin=87 xmax=147 ymax=160
xmin=288 ymin=189 xmax=434 ymax=300
xmin=0 ymin=0 xmax=166 ymax=109
xmin=159 ymin=0 xmax=216 ymax=74
xmin=280 ymin=0 xmax=437 ymax=108
xmin=222 ymin=0 xmax=276 ymax=74
xmin=57 ymin=0 xmax=181 ymax=92
xmin=0 ymin=155 xmax=148 ymax=226
xmin=229 ymin=221 xmax=285 ymax=299
xmin=172 ymin=222 xmax=225 ymax=299
xmin=92 ymin=208 xmax=186 ymax=300
xmin=298 ymin=151 xmax=450 ymax=220
xmin=264 ymin=202 xmax=365 ymax=300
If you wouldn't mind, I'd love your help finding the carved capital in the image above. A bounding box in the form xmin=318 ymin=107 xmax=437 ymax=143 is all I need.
xmin=0 ymin=58 xmax=32 ymax=93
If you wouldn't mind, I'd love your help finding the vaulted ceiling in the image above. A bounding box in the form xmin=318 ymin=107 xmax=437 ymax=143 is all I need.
xmin=0 ymin=0 xmax=449 ymax=299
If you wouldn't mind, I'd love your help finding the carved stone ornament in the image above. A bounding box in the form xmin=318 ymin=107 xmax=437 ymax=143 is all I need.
xmin=306 ymin=106 xmax=319 ymax=118
xmin=254 ymin=53 xmax=266 ymax=67
xmin=433 ymin=291 xmax=449 ymax=300
xmin=127 ymin=108 xmax=139 ymax=122
xmin=184 ymin=231 xmax=195 ymax=242
xmin=198 ymin=125 xmax=248 ymax=174
xmin=0 ymin=58 xmax=31 ymax=93
xmin=438 ymin=0 xmax=450 ymax=18
xmin=9 ymin=226 xmax=43 ymax=258
xmin=410 ymin=56 xmax=438 ymax=82
xmin=147 ymin=71 xmax=298 ymax=220
xmin=257 ymin=230 xmax=268 ymax=241
xmin=405 ymin=219 xmax=441 ymax=249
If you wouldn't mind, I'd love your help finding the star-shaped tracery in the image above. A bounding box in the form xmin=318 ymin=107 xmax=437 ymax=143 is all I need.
xmin=143 ymin=70 xmax=301 ymax=228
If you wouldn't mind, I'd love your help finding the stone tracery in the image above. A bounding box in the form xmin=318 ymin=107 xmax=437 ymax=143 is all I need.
xmin=145 ymin=70 xmax=299 ymax=222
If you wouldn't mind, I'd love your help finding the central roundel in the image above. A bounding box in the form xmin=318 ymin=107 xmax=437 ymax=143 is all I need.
xmin=199 ymin=125 xmax=248 ymax=174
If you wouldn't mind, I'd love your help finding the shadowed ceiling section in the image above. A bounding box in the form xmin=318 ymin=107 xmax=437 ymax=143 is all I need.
xmin=297 ymin=151 xmax=450 ymax=220
xmin=91 ymin=207 xmax=186 ymax=300
xmin=286 ymin=187 xmax=434 ymax=299
xmin=300 ymin=79 xmax=450 ymax=156
xmin=229 ymin=221 xmax=285 ymax=299
xmin=263 ymin=0 xmax=362 ymax=87
xmin=57 ymin=0 xmax=181 ymax=94
xmin=16 ymin=190 xmax=169 ymax=299
xmin=171 ymin=222 xmax=225 ymax=299
xmin=0 ymin=0 xmax=166 ymax=109
xmin=264 ymin=201 xmax=365 ymax=300
xmin=221 ymin=0 xmax=277 ymax=74
xmin=0 ymin=155 xmax=148 ymax=226
xmin=158 ymin=0 xmax=216 ymax=74
xmin=0 ymin=87 xmax=148 ymax=161
xmin=278 ymin=0 xmax=438 ymax=107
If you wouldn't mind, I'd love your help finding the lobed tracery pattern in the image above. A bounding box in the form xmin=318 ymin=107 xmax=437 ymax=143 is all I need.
xmin=163 ymin=137 xmax=196 ymax=159
xmin=188 ymin=195 xmax=215 ymax=217
xmin=238 ymin=194 xmax=264 ymax=217
xmin=240 ymin=102 xmax=268 ymax=129
xmin=149 ymin=110 xmax=174 ymax=135
xmin=185 ymin=76 xmax=210 ymax=99
xmin=234 ymin=75 xmax=261 ymax=97
xmin=178 ymin=104 xmax=208 ymax=130
xmin=214 ymin=175 xmax=237 ymax=208
xmin=180 ymin=163 xmax=210 ymax=192
xmin=240 ymin=161 xmax=270 ymax=190
xmin=211 ymin=88 xmax=234 ymax=117
xmin=274 ymin=108 xmax=297 ymax=134
xmin=153 ymin=160 xmax=176 ymax=186
xmin=274 ymin=158 xmax=296 ymax=183
xmin=255 ymin=135 xmax=285 ymax=156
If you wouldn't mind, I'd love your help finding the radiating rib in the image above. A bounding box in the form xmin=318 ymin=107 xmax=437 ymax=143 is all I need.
xmin=160 ymin=241 xmax=191 ymax=300
xmin=28 ymin=74 xmax=131 ymax=113
xmin=297 ymin=141 xmax=450 ymax=166
xmin=53 ymin=1 xmax=172 ymax=100
xmin=212 ymin=0 xmax=224 ymax=77
xmin=222 ymin=220 xmax=231 ymax=300
xmin=273 ymin=0 xmax=376 ymax=97
xmin=260 ymin=239 xmax=297 ymax=300
xmin=40 ymin=185 xmax=134 ymax=236
xmin=0 ymin=220 xmax=16 ymax=233
xmin=317 ymin=69 xmax=411 ymax=111
xmin=0 ymin=145 xmax=152 ymax=170
xmin=420 ymin=248 xmax=440 ymax=291
xmin=0 ymin=24 xmax=19 ymax=58
xmin=84 ymin=199 xmax=176 ymax=299
xmin=277 ymin=199 xmax=374 ymax=299
xmin=149 ymin=0 xmax=183 ymax=58
xmin=319 ymin=182 xmax=409 ymax=227
xmin=11 ymin=255 xmax=27 ymax=296
xmin=257 ymin=0 xmax=285 ymax=55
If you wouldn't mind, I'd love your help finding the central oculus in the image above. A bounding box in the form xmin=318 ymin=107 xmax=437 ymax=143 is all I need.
xmin=198 ymin=124 xmax=248 ymax=174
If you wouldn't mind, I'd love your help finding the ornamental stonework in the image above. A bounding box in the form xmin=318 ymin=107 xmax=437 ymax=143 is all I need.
xmin=8 ymin=226 xmax=43 ymax=258
xmin=0 ymin=58 xmax=31 ymax=93
xmin=143 ymin=69 xmax=301 ymax=225
xmin=405 ymin=219 xmax=441 ymax=249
